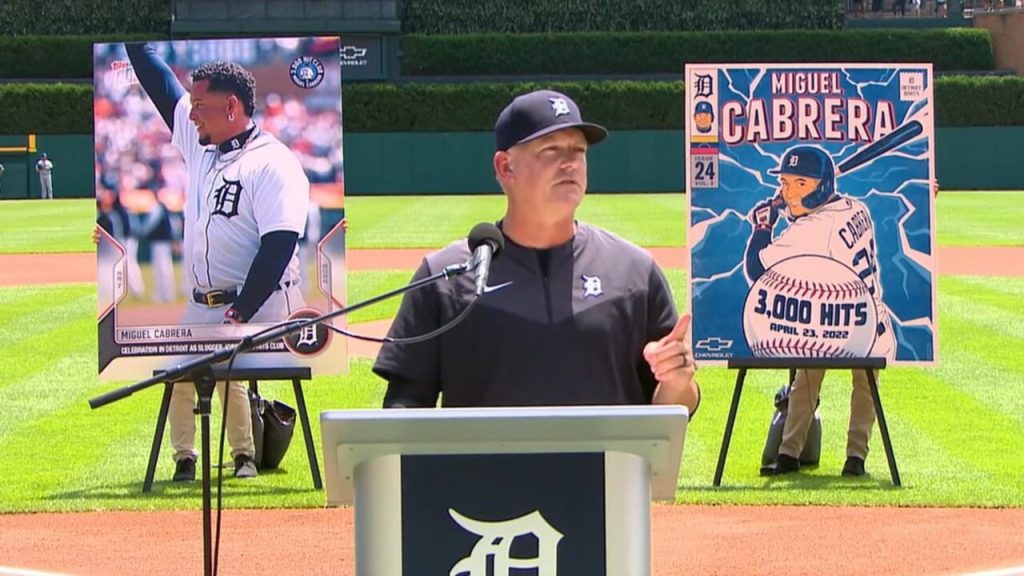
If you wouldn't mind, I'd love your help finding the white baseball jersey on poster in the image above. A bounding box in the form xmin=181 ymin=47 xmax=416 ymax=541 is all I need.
xmin=170 ymin=94 xmax=309 ymax=292
xmin=758 ymin=196 xmax=893 ymax=356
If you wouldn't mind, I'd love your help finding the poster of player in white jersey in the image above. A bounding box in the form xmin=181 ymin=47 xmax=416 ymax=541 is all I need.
xmin=94 ymin=37 xmax=347 ymax=380
xmin=686 ymin=63 xmax=937 ymax=366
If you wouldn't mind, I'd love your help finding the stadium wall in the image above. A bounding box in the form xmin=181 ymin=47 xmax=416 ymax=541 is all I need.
xmin=2 ymin=128 xmax=1021 ymax=199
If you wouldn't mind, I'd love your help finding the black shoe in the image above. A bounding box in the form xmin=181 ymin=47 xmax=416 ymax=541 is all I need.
xmin=842 ymin=456 xmax=867 ymax=477
xmin=173 ymin=457 xmax=196 ymax=482
xmin=234 ymin=454 xmax=258 ymax=479
xmin=760 ymin=453 xmax=801 ymax=476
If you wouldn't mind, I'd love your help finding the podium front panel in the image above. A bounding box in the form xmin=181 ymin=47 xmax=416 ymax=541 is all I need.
xmin=404 ymin=452 xmax=605 ymax=575
xmin=353 ymin=451 xmax=651 ymax=575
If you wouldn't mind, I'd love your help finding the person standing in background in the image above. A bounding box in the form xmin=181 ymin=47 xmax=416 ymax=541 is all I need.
xmin=35 ymin=153 xmax=54 ymax=199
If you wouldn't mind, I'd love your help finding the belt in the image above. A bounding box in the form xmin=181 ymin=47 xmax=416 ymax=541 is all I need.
xmin=192 ymin=280 xmax=297 ymax=308
xmin=193 ymin=288 xmax=237 ymax=307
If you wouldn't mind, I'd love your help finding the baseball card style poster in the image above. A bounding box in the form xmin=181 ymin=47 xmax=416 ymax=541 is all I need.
xmin=686 ymin=63 xmax=937 ymax=366
xmin=94 ymin=37 xmax=347 ymax=380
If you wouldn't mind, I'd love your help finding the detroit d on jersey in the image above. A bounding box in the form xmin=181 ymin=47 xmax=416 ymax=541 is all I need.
xmin=171 ymin=94 xmax=309 ymax=292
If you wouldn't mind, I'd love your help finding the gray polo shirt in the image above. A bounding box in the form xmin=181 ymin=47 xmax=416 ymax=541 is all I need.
xmin=373 ymin=222 xmax=678 ymax=407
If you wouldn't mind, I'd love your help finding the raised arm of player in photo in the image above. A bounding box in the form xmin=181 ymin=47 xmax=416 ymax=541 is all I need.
xmin=124 ymin=43 xmax=185 ymax=132
xmin=124 ymin=43 xmax=201 ymax=166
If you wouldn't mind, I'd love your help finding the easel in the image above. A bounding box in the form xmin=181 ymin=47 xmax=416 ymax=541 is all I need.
xmin=142 ymin=366 xmax=322 ymax=493
xmin=713 ymin=357 xmax=900 ymax=487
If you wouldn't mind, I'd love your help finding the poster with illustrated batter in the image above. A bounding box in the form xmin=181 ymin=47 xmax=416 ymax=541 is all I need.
xmin=686 ymin=63 xmax=937 ymax=366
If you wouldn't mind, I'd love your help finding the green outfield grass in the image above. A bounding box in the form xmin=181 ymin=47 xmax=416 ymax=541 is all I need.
xmin=934 ymin=192 xmax=1024 ymax=246
xmin=0 ymin=277 xmax=1022 ymax=512
xmin=2 ymin=192 xmax=1021 ymax=254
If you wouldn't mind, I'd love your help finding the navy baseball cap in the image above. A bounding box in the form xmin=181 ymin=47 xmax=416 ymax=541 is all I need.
xmin=494 ymin=90 xmax=608 ymax=152
xmin=769 ymin=147 xmax=832 ymax=179
xmin=695 ymin=101 xmax=713 ymax=114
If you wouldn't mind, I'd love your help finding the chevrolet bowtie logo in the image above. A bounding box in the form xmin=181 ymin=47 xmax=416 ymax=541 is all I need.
xmin=695 ymin=337 xmax=734 ymax=352
xmin=340 ymin=46 xmax=368 ymax=60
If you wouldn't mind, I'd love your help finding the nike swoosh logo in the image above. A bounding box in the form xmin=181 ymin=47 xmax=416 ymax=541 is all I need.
xmin=483 ymin=281 xmax=514 ymax=294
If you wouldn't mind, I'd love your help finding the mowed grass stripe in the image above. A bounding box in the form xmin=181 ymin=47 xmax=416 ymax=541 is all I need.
xmin=937 ymin=192 xmax=1024 ymax=247
xmin=346 ymin=269 xmax=419 ymax=324
xmin=0 ymin=200 xmax=95 ymax=254
xmin=0 ymin=351 xmax=98 ymax=441
xmin=0 ymin=314 xmax=95 ymax=391
xmin=0 ymin=380 xmax=158 ymax=512
xmin=0 ymin=284 xmax=93 ymax=325
xmin=932 ymin=345 xmax=1024 ymax=430
xmin=575 ymin=194 xmax=686 ymax=247
xmin=0 ymin=287 xmax=71 ymax=318
xmin=941 ymin=278 xmax=1024 ymax=334
xmin=951 ymin=275 xmax=1024 ymax=300
xmin=674 ymin=363 xmax=1024 ymax=506
xmin=348 ymin=195 xmax=507 ymax=249
xmin=0 ymin=292 xmax=96 ymax=393
xmin=942 ymin=276 xmax=1024 ymax=319
xmin=881 ymin=366 xmax=1024 ymax=488
xmin=938 ymin=299 xmax=1024 ymax=376
xmin=930 ymin=310 xmax=1024 ymax=431
xmin=680 ymin=372 xmax=1013 ymax=506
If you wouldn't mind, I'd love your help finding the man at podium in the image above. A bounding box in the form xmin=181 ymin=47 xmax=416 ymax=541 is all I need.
xmin=373 ymin=90 xmax=700 ymax=414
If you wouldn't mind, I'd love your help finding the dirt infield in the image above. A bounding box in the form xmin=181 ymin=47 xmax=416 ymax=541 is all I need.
xmin=1 ymin=506 xmax=1023 ymax=575
xmin=2 ymin=247 xmax=1024 ymax=575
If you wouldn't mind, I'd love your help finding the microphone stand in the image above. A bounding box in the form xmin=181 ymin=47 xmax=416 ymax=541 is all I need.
xmin=88 ymin=260 xmax=472 ymax=576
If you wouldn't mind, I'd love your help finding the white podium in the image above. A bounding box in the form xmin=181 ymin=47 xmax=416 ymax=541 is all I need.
xmin=321 ymin=405 xmax=688 ymax=575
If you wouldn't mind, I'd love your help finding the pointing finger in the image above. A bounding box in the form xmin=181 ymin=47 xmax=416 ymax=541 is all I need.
xmin=662 ymin=314 xmax=691 ymax=343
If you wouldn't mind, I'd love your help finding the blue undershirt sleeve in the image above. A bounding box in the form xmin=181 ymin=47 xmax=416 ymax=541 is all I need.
xmin=124 ymin=42 xmax=186 ymax=131
xmin=232 ymin=231 xmax=299 ymax=321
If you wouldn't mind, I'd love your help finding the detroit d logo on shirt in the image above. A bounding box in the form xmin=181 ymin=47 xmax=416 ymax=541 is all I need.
xmin=212 ymin=178 xmax=242 ymax=218
xmin=289 ymin=56 xmax=324 ymax=89
xmin=581 ymin=275 xmax=603 ymax=298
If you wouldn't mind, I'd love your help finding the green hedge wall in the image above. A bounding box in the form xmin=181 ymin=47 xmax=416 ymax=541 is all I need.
xmin=0 ymin=35 xmax=160 ymax=80
xmin=4 ymin=77 xmax=1022 ymax=134
xmin=934 ymin=76 xmax=1024 ymax=128
xmin=0 ymin=0 xmax=169 ymax=35
xmin=2 ymin=29 xmax=994 ymax=81
xmin=0 ymin=84 xmax=96 ymax=134
xmin=401 ymin=29 xmax=995 ymax=75
xmin=400 ymin=0 xmax=844 ymax=33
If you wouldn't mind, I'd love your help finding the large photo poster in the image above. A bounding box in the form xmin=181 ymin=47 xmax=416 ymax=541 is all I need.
xmin=95 ymin=37 xmax=347 ymax=380
xmin=686 ymin=63 xmax=937 ymax=366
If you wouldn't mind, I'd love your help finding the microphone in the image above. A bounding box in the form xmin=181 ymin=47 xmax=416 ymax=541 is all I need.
xmin=467 ymin=223 xmax=505 ymax=296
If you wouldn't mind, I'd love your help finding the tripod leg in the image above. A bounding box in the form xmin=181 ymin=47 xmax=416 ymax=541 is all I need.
xmin=143 ymin=383 xmax=174 ymax=493
xmin=293 ymin=378 xmax=322 ymax=490
xmin=866 ymin=369 xmax=901 ymax=487
xmin=192 ymin=368 xmax=216 ymax=576
xmin=714 ymin=368 xmax=747 ymax=487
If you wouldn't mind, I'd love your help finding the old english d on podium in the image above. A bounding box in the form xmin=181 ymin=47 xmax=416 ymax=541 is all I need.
xmin=321 ymin=405 xmax=688 ymax=575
